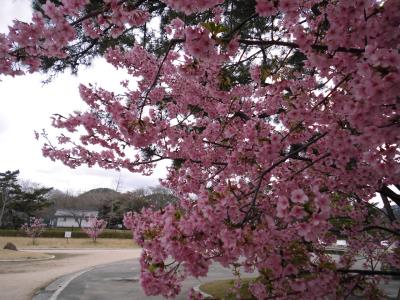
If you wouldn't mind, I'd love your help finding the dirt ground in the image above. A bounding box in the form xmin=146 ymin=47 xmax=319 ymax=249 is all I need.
xmin=0 ymin=248 xmax=142 ymax=300
xmin=0 ymin=249 xmax=53 ymax=261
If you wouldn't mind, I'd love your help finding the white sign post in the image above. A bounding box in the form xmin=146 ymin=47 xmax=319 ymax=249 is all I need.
xmin=65 ymin=231 xmax=72 ymax=243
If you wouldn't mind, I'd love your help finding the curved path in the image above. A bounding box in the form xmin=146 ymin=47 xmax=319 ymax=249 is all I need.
xmin=35 ymin=259 xmax=235 ymax=300
xmin=2 ymin=249 xmax=398 ymax=299
xmin=0 ymin=249 xmax=141 ymax=300
xmin=36 ymin=255 xmax=400 ymax=300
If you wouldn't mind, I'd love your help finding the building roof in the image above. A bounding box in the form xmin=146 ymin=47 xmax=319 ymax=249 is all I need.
xmin=54 ymin=209 xmax=98 ymax=217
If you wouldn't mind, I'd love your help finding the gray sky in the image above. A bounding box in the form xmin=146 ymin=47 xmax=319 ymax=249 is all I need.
xmin=0 ymin=0 xmax=166 ymax=193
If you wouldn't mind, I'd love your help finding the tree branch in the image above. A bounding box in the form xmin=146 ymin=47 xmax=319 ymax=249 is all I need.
xmin=311 ymin=74 xmax=352 ymax=111
xmin=361 ymin=225 xmax=400 ymax=237
xmin=225 ymin=13 xmax=257 ymax=39
xmin=236 ymin=39 xmax=364 ymax=55
xmin=236 ymin=132 xmax=328 ymax=226
xmin=171 ymin=38 xmax=364 ymax=55
xmin=70 ymin=0 xmax=144 ymax=26
xmin=337 ymin=269 xmax=400 ymax=276
xmin=381 ymin=193 xmax=396 ymax=222
xmin=380 ymin=186 xmax=400 ymax=207
xmin=139 ymin=40 xmax=178 ymax=120
xmin=289 ymin=152 xmax=331 ymax=180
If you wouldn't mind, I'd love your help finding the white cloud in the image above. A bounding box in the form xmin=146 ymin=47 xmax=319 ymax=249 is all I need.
xmin=0 ymin=0 xmax=32 ymax=32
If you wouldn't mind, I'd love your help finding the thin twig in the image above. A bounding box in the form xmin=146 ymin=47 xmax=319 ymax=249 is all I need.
xmin=170 ymin=38 xmax=364 ymax=55
xmin=225 ymin=13 xmax=257 ymax=39
xmin=361 ymin=226 xmax=400 ymax=237
xmin=311 ymin=74 xmax=352 ymax=111
xmin=236 ymin=39 xmax=364 ymax=55
xmin=138 ymin=40 xmax=178 ymax=120
xmin=337 ymin=269 xmax=400 ymax=276
xmin=289 ymin=152 xmax=331 ymax=180
xmin=237 ymin=132 xmax=328 ymax=226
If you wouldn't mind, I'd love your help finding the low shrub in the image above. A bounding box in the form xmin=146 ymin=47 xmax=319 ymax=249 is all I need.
xmin=0 ymin=228 xmax=132 ymax=239
xmin=0 ymin=229 xmax=25 ymax=237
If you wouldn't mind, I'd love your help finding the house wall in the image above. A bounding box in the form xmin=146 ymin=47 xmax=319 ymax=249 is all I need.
xmin=53 ymin=217 xmax=92 ymax=228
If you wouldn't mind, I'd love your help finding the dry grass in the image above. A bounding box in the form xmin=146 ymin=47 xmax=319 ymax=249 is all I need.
xmin=200 ymin=278 xmax=256 ymax=300
xmin=0 ymin=249 xmax=53 ymax=261
xmin=0 ymin=236 xmax=138 ymax=249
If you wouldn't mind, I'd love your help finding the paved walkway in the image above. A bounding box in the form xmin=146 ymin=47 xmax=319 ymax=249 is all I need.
xmin=35 ymin=258 xmax=399 ymax=300
xmin=1 ymin=248 xmax=398 ymax=299
xmin=34 ymin=259 xmax=235 ymax=300
xmin=0 ymin=249 xmax=141 ymax=300
xmin=34 ymin=260 xmax=400 ymax=300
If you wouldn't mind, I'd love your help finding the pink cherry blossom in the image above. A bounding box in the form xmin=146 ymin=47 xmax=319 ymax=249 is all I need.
xmin=22 ymin=217 xmax=46 ymax=245
xmin=1 ymin=0 xmax=399 ymax=299
xmin=255 ymin=0 xmax=277 ymax=17
xmin=249 ymin=281 xmax=267 ymax=299
xmin=82 ymin=217 xmax=107 ymax=242
xmin=290 ymin=189 xmax=308 ymax=204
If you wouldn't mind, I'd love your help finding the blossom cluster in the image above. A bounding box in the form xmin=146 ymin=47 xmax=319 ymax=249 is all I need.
xmin=82 ymin=217 xmax=107 ymax=242
xmin=0 ymin=0 xmax=149 ymax=75
xmin=21 ymin=217 xmax=46 ymax=244
xmin=1 ymin=0 xmax=400 ymax=299
xmin=161 ymin=0 xmax=224 ymax=15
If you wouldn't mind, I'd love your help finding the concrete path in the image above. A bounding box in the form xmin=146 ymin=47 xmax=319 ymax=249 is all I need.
xmin=1 ymin=248 xmax=398 ymax=299
xmin=35 ymin=257 xmax=400 ymax=300
xmin=34 ymin=259 xmax=236 ymax=300
xmin=0 ymin=249 xmax=141 ymax=300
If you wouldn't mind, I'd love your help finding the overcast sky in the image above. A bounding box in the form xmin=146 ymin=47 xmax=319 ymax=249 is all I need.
xmin=0 ymin=0 xmax=167 ymax=194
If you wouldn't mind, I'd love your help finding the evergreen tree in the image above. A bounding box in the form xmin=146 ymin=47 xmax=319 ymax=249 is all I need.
xmin=0 ymin=170 xmax=52 ymax=227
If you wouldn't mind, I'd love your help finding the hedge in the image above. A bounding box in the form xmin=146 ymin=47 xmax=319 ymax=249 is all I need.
xmin=0 ymin=228 xmax=133 ymax=239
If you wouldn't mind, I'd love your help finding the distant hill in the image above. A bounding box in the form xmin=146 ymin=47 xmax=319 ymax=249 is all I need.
xmin=78 ymin=188 xmax=120 ymax=197
xmin=76 ymin=188 xmax=125 ymax=208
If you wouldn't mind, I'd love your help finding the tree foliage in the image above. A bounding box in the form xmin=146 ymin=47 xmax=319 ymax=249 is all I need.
xmin=49 ymin=186 xmax=177 ymax=227
xmin=21 ymin=216 xmax=46 ymax=245
xmin=1 ymin=0 xmax=400 ymax=299
xmin=0 ymin=170 xmax=21 ymax=227
xmin=82 ymin=216 xmax=107 ymax=241
xmin=0 ymin=170 xmax=52 ymax=228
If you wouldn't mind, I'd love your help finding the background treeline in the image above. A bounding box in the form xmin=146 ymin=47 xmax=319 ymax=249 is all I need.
xmin=0 ymin=169 xmax=177 ymax=229
xmin=47 ymin=186 xmax=178 ymax=228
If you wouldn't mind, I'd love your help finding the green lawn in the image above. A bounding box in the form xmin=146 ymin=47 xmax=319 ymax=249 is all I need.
xmin=200 ymin=278 xmax=256 ymax=300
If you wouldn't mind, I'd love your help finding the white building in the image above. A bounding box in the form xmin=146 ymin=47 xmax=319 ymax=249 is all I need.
xmin=51 ymin=209 xmax=98 ymax=228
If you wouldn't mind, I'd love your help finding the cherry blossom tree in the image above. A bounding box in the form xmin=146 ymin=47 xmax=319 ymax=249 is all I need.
xmin=82 ymin=216 xmax=107 ymax=242
xmin=21 ymin=217 xmax=46 ymax=245
xmin=1 ymin=0 xmax=400 ymax=299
